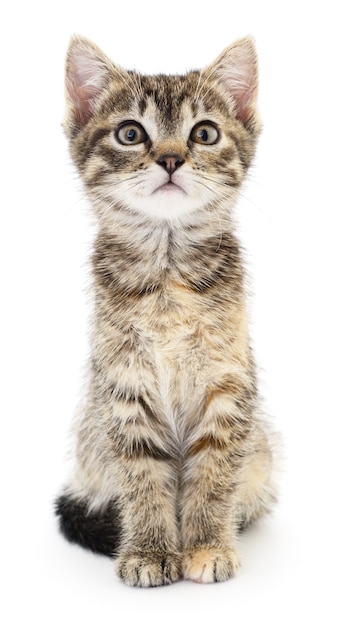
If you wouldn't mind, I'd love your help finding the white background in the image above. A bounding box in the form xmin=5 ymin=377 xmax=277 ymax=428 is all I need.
xmin=1 ymin=1 xmax=336 ymax=624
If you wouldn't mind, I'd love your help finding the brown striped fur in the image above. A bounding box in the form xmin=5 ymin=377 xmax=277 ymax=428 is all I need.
xmin=56 ymin=34 xmax=279 ymax=586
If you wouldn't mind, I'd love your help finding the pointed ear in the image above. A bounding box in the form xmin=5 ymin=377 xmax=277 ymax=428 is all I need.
xmin=65 ymin=35 xmax=114 ymax=128
xmin=208 ymin=37 xmax=259 ymax=129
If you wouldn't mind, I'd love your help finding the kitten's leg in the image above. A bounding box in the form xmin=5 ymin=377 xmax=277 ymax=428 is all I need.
xmin=180 ymin=379 xmax=258 ymax=583
xmin=83 ymin=385 xmax=181 ymax=587
xmin=94 ymin=384 xmax=181 ymax=587
xmin=114 ymin=454 xmax=181 ymax=587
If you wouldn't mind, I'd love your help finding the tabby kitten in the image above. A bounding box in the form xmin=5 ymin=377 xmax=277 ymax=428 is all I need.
xmin=55 ymin=34 xmax=278 ymax=587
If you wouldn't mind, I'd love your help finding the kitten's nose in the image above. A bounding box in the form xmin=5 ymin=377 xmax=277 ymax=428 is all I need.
xmin=156 ymin=153 xmax=185 ymax=175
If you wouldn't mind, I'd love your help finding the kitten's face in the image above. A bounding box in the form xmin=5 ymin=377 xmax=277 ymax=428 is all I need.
xmin=65 ymin=36 xmax=261 ymax=223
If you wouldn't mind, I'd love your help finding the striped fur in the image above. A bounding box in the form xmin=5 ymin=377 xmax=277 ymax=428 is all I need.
xmin=55 ymin=34 xmax=279 ymax=586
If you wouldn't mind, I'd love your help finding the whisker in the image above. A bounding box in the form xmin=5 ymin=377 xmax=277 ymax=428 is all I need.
xmin=127 ymin=70 xmax=143 ymax=101
xmin=192 ymin=68 xmax=204 ymax=104
xmin=135 ymin=71 xmax=144 ymax=101
xmin=194 ymin=174 xmax=236 ymax=196
xmin=193 ymin=63 xmax=220 ymax=104
xmin=88 ymin=173 xmax=141 ymax=189
xmin=113 ymin=64 xmax=142 ymax=100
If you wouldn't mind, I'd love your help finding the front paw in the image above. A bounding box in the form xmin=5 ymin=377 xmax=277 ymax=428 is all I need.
xmin=116 ymin=550 xmax=181 ymax=587
xmin=182 ymin=545 xmax=240 ymax=583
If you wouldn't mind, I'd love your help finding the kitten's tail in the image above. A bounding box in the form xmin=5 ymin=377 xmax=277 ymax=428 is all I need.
xmin=55 ymin=494 xmax=121 ymax=557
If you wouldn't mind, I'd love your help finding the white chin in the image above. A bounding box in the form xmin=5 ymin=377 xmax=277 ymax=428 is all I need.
xmin=126 ymin=189 xmax=204 ymax=221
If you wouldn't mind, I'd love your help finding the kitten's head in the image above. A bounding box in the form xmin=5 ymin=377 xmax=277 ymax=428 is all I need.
xmin=64 ymin=35 xmax=261 ymax=224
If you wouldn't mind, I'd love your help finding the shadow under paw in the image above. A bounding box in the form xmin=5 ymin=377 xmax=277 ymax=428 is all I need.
xmin=116 ymin=550 xmax=181 ymax=587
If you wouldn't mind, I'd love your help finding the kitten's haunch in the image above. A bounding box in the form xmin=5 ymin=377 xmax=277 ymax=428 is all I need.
xmin=55 ymin=34 xmax=279 ymax=587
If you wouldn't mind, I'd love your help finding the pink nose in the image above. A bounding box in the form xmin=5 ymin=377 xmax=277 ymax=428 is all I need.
xmin=156 ymin=154 xmax=185 ymax=175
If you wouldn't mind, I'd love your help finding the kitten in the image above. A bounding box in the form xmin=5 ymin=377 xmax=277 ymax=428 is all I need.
xmin=55 ymin=34 xmax=278 ymax=587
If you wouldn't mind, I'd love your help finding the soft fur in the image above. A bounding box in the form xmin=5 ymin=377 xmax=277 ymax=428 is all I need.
xmin=55 ymin=34 xmax=278 ymax=587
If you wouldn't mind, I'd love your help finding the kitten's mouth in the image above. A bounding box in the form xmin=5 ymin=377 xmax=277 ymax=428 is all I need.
xmin=154 ymin=181 xmax=185 ymax=194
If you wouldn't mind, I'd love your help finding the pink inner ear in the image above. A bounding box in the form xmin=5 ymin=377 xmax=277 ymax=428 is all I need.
xmin=66 ymin=47 xmax=109 ymax=125
xmin=215 ymin=41 xmax=258 ymax=126
xmin=230 ymin=81 xmax=256 ymax=125
xmin=66 ymin=76 xmax=100 ymax=125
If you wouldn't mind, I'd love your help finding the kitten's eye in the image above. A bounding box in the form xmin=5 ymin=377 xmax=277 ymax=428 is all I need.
xmin=116 ymin=122 xmax=148 ymax=145
xmin=190 ymin=122 xmax=219 ymax=145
